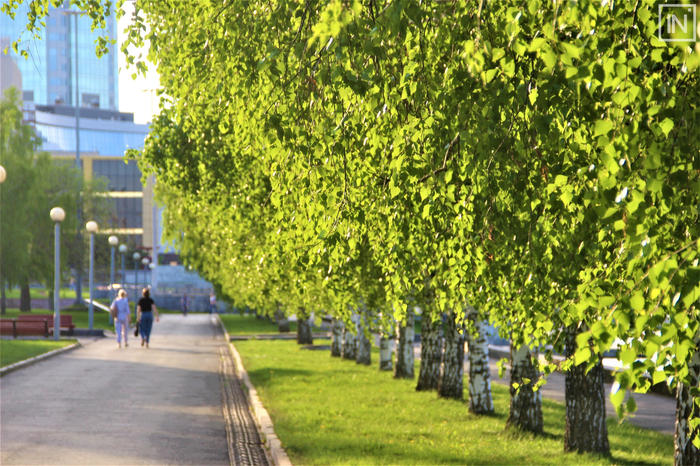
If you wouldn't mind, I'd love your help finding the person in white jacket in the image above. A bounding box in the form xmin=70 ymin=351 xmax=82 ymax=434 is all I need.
xmin=111 ymin=289 xmax=132 ymax=348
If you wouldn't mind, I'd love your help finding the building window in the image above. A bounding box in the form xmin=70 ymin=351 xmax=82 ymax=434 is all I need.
xmin=109 ymin=197 xmax=143 ymax=229
xmin=92 ymin=159 xmax=142 ymax=191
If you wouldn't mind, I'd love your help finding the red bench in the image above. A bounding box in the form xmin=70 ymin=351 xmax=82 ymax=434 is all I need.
xmin=17 ymin=314 xmax=75 ymax=335
xmin=0 ymin=318 xmax=50 ymax=338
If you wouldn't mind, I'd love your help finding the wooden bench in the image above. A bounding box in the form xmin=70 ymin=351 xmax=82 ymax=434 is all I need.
xmin=0 ymin=318 xmax=49 ymax=338
xmin=17 ymin=314 xmax=75 ymax=335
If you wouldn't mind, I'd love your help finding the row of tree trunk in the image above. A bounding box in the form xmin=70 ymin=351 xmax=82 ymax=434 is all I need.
xmin=299 ymin=310 xmax=699 ymax=464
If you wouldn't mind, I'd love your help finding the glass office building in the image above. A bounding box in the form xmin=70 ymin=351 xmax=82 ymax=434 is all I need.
xmin=0 ymin=1 xmax=118 ymax=110
xmin=31 ymin=104 xmax=153 ymax=247
xmin=2 ymin=3 xmax=154 ymax=251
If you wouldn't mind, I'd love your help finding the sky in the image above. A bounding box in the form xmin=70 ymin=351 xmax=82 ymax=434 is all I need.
xmin=117 ymin=4 xmax=160 ymax=125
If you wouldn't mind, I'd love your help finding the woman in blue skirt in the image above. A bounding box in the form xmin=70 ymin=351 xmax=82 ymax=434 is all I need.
xmin=136 ymin=288 xmax=159 ymax=348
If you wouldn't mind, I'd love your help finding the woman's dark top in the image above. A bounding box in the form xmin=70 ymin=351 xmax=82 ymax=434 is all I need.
xmin=138 ymin=297 xmax=154 ymax=312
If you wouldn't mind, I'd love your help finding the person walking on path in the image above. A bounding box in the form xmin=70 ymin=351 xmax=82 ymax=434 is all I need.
xmin=111 ymin=289 xmax=131 ymax=348
xmin=137 ymin=287 xmax=159 ymax=348
xmin=209 ymin=292 xmax=217 ymax=314
xmin=182 ymin=292 xmax=189 ymax=316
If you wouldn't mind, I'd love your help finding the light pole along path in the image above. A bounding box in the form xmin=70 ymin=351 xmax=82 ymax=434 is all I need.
xmin=0 ymin=314 xmax=269 ymax=465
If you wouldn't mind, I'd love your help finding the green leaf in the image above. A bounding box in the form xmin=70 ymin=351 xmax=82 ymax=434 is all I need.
xmin=610 ymin=385 xmax=626 ymax=407
xmin=658 ymin=118 xmax=674 ymax=136
xmin=630 ymin=292 xmax=644 ymax=311
xmin=594 ymin=119 xmax=614 ymax=137
xmin=390 ymin=183 xmax=401 ymax=198
xmin=620 ymin=347 xmax=636 ymax=365
xmin=652 ymin=370 xmax=666 ymax=386
xmin=574 ymin=347 xmax=592 ymax=366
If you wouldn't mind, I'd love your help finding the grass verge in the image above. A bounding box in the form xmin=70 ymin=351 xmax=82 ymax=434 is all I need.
xmin=4 ymin=288 xmax=90 ymax=299
xmin=1 ymin=339 xmax=77 ymax=367
xmin=234 ymin=339 xmax=672 ymax=465
xmin=220 ymin=313 xmax=312 ymax=335
xmin=1 ymin=308 xmax=115 ymax=331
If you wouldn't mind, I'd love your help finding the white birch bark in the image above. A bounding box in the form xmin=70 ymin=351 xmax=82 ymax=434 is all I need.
xmin=507 ymin=344 xmax=543 ymax=434
xmin=564 ymin=326 xmax=608 ymax=453
xmin=379 ymin=331 xmax=393 ymax=371
xmin=439 ymin=310 xmax=464 ymax=400
xmin=356 ymin=311 xmax=371 ymax=365
xmin=465 ymin=309 xmax=493 ymax=413
xmin=341 ymin=314 xmax=357 ymax=360
xmin=394 ymin=310 xmax=415 ymax=379
xmin=674 ymin=330 xmax=700 ymax=465
xmin=416 ymin=315 xmax=443 ymax=391
xmin=331 ymin=318 xmax=343 ymax=357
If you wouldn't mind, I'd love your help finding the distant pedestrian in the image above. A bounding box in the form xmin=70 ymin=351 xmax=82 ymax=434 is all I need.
xmin=111 ymin=289 xmax=131 ymax=348
xmin=182 ymin=293 xmax=189 ymax=316
xmin=209 ymin=293 xmax=216 ymax=314
xmin=137 ymin=288 xmax=159 ymax=348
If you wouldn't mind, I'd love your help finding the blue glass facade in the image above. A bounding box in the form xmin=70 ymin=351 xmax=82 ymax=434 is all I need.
xmin=35 ymin=123 xmax=146 ymax=155
xmin=1 ymin=2 xmax=118 ymax=109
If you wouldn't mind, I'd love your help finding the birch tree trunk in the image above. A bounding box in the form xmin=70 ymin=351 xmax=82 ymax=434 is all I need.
xmin=416 ymin=315 xmax=443 ymax=391
xmin=20 ymin=281 xmax=30 ymax=311
xmin=674 ymin=331 xmax=700 ymax=466
xmin=394 ymin=311 xmax=415 ymax=379
xmin=275 ymin=307 xmax=290 ymax=333
xmin=342 ymin=315 xmax=357 ymax=360
xmin=1 ymin=279 xmax=6 ymax=314
xmin=331 ymin=318 xmax=343 ymax=357
xmin=356 ymin=312 xmax=371 ymax=365
xmin=466 ymin=309 xmax=493 ymax=414
xmin=438 ymin=311 xmax=464 ymax=400
xmin=564 ymin=327 xmax=609 ymax=454
xmin=379 ymin=331 xmax=393 ymax=371
xmin=296 ymin=315 xmax=313 ymax=345
xmin=506 ymin=345 xmax=543 ymax=433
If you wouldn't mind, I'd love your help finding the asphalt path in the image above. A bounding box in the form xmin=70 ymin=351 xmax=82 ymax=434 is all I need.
xmin=1 ymin=314 xmax=250 ymax=465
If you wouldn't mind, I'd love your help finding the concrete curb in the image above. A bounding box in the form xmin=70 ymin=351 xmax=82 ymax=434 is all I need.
xmin=215 ymin=315 xmax=292 ymax=466
xmin=0 ymin=342 xmax=81 ymax=377
xmin=230 ymin=332 xmax=330 ymax=341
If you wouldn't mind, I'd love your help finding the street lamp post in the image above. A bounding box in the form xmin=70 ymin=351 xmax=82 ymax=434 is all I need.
xmin=132 ymin=252 xmax=141 ymax=291
xmin=50 ymin=207 xmax=66 ymax=341
xmin=141 ymin=257 xmax=150 ymax=288
xmin=132 ymin=252 xmax=141 ymax=322
xmin=0 ymin=165 xmax=5 ymax=315
xmin=119 ymin=244 xmax=127 ymax=293
xmin=86 ymin=221 xmax=98 ymax=330
xmin=108 ymin=236 xmax=118 ymax=302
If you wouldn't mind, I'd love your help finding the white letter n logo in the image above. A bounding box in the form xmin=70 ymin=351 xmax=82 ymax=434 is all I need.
xmin=659 ymin=4 xmax=697 ymax=42
xmin=667 ymin=13 xmax=688 ymax=34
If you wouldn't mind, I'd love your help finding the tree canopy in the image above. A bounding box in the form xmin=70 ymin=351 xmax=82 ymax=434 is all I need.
xmin=3 ymin=0 xmax=698 ymax=443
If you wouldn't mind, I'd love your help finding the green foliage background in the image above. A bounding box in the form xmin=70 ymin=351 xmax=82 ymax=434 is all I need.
xmin=4 ymin=0 xmax=698 ymax=438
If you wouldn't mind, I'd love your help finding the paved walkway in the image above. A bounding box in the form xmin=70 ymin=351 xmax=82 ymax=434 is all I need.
xmin=1 ymin=314 xmax=268 ymax=465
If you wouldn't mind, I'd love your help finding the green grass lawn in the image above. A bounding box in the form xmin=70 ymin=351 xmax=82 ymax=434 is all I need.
xmin=0 ymin=339 xmax=77 ymax=367
xmin=1 ymin=308 xmax=115 ymax=331
xmin=220 ymin=313 xmax=316 ymax=335
xmin=4 ymin=288 xmax=90 ymax=299
xmin=234 ymin=339 xmax=673 ymax=465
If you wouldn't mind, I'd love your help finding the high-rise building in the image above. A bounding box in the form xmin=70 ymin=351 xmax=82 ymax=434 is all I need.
xmin=2 ymin=4 xmax=154 ymax=251
xmin=0 ymin=2 xmax=118 ymax=109
xmin=3 ymin=7 xmax=212 ymax=300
